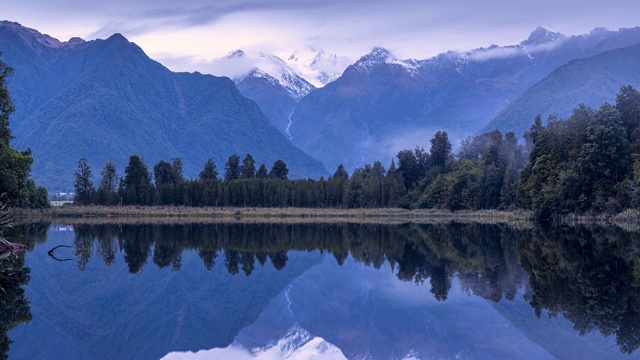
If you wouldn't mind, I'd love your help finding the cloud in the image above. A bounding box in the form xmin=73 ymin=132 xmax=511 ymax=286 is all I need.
xmin=204 ymin=55 xmax=257 ymax=80
xmin=88 ymin=0 xmax=356 ymax=39
xmin=7 ymin=0 xmax=640 ymax=66
xmin=467 ymin=37 xmax=565 ymax=62
xmin=155 ymin=53 xmax=257 ymax=79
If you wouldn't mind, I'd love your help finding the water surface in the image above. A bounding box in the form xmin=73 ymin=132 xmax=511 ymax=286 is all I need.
xmin=2 ymin=221 xmax=638 ymax=359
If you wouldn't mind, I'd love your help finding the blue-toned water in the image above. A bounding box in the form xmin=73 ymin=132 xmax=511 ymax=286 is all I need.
xmin=2 ymin=222 xmax=637 ymax=359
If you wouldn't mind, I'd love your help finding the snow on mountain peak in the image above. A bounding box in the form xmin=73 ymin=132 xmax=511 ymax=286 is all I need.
xmin=354 ymin=47 xmax=422 ymax=75
xmin=259 ymin=52 xmax=287 ymax=66
xmin=285 ymin=47 xmax=352 ymax=87
xmin=218 ymin=51 xmax=315 ymax=100
xmin=354 ymin=47 xmax=395 ymax=71
xmin=250 ymin=326 xmax=346 ymax=359
xmin=361 ymin=47 xmax=395 ymax=63
xmin=254 ymin=52 xmax=315 ymax=100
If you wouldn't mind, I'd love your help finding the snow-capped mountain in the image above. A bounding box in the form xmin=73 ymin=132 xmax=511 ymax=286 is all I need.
xmin=208 ymin=48 xmax=352 ymax=138
xmin=255 ymin=52 xmax=316 ymax=100
xmin=217 ymin=47 xmax=352 ymax=95
xmin=286 ymin=48 xmax=352 ymax=87
xmin=223 ymin=50 xmax=316 ymax=101
xmin=250 ymin=326 xmax=346 ymax=360
xmin=353 ymin=46 xmax=420 ymax=75
xmin=161 ymin=325 xmax=346 ymax=360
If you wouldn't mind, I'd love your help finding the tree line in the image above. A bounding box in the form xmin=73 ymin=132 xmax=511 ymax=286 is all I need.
xmin=73 ymin=86 xmax=640 ymax=221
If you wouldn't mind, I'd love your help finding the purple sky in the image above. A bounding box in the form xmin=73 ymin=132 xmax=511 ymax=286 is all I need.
xmin=4 ymin=0 xmax=639 ymax=72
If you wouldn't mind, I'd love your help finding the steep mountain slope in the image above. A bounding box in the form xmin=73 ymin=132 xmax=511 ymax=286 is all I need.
xmin=0 ymin=21 xmax=327 ymax=191
xmin=224 ymin=50 xmax=316 ymax=136
xmin=236 ymin=73 xmax=298 ymax=138
xmin=289 ymin=27 xmax=640 ymax=172
xmin=484 ymin=43 xmax=640 ymax=136
xmin=290 ymin=48 xmax=425 ymax=170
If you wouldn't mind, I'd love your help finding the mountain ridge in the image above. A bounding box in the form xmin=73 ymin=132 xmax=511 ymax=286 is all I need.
xmin=288 ymin=26 xmax=640 ymax=173
xmin=0 ymin=21 xmax=328 ymax=191
xmin=484 ymin=42 xmax=640 ymax=136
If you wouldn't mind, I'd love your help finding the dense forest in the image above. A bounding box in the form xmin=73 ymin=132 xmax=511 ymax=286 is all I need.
xmin=0 ymin=54 xmax=47 ymax=209
xmin=73 ymin=86 xmax=640 ymax=221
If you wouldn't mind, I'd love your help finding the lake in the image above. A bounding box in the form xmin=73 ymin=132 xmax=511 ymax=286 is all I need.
xmin=2 ymin=221 xmax=639 ymax=359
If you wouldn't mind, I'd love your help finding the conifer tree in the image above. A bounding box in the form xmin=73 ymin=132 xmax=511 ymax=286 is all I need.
xmin=269 ymin=160 xmax=289 ymax=180
xmin=199 ymin=159 xmax=218 ymax=181
xmin=74 ymin=157 xmax=95 ymax=205
xmin=123 ymin=155 xmax=152 ymax=205
xmin=225 ymin=155 xmax=241 ymax=181
xmin=256 ymin=164 xmax=268 ymax=179
xmin=241 ymin=154 xmax=256 ymax=179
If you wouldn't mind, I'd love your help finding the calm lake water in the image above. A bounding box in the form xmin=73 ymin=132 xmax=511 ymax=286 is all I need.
xmin=2 ymin=221 xmax=639 ymax=359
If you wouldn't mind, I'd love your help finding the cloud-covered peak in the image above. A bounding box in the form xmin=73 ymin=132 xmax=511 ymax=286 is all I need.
xmin=258 ymin=52 xmax=287 ymax=67
xmin=213 ymin=51 xmax=315 ymax=100
xmin=226 ymin=49 xmax=246 ymax=59
xmin=467 ymin=26 xmax=566 ymax=62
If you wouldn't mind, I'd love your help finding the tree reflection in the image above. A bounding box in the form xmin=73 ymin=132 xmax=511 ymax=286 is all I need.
xmin=518 ymin=225 xmax=640 ymax=354
xmin=0 ymin=253 xmax=31 ymax=359
xmin=61 ymin=221 xmax=640 ymax=354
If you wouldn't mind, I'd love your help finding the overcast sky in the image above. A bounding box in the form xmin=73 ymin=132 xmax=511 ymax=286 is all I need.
xmin=4 ymin=0 xmax=640 ymax=72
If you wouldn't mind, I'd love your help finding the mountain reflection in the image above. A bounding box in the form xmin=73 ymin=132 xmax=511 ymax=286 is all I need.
xmin=40 ymin=221 xmax=640 ymax=354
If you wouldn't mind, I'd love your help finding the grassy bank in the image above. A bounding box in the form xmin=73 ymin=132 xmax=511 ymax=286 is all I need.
xmin=11 ymin=205 xmax=533 ymax=226
xmin=560 ymin=209 xmax=640 ymax=231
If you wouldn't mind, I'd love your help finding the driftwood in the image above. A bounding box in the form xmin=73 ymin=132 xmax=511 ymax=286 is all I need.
xmin=47 ymin=245 xmax=74 ymax=261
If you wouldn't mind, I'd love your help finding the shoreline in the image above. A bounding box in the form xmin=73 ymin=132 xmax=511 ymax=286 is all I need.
xmin=9 ymin=205 xmax=640 ymax=229
xmin=11 ymin=205 xmax=533 ymax=225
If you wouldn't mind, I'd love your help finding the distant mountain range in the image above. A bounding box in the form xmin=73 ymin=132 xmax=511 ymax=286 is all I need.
xmin=0 ymin=21 xmax=328 ymax=191
xmin=3 ymin=20 xmax=640 ymax=190
xmin=484 ymin=42 xmax=640 ymax=135
xmin=287 ymin=26 xmax=640 ymax=172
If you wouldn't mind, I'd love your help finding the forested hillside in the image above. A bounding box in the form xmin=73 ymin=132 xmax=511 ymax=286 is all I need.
xmin=486 ymin=43 xmax=640 ymax=136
